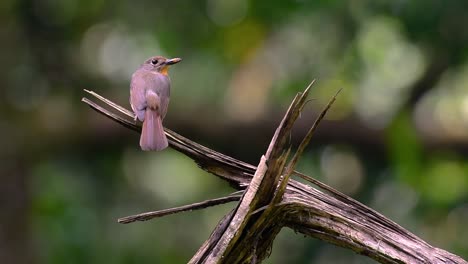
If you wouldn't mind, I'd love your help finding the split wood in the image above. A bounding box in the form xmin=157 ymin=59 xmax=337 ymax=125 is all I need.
xmin=82 ymin=83 xmax=466 ymax=264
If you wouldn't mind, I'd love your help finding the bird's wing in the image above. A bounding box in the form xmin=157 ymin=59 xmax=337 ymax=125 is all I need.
xmin=130 ymin=71 xmax=148 ymax=121
xmin=151 ymin=73 xmax=171 ymax=119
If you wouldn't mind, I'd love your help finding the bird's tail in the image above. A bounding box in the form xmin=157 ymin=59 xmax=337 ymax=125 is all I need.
xmin=140 ymin=109 xmax=168 ymax=151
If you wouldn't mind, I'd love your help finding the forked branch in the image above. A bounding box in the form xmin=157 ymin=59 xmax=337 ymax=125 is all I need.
xmin=82 ymin=84 xmax=466 ymax=264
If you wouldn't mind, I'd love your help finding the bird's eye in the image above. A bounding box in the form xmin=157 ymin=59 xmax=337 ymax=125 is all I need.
xmin=151 ymin=59 xmax=158 ymax=65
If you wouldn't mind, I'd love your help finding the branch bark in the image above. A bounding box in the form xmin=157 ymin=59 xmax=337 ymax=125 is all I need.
xmin=82 ymin=85 xmax=466 ymax=264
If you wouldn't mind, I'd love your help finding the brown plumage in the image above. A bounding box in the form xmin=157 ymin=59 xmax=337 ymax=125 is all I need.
xmin=130 ymin=56 xmax=181 ymax=151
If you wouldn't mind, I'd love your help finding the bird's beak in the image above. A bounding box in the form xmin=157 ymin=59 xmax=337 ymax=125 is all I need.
xmin=165 ymin=58 xmax=182 ymax=65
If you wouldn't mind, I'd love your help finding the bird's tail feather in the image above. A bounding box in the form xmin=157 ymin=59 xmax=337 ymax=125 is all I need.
xmin=140 ymin=109 xmax=168 ymax=151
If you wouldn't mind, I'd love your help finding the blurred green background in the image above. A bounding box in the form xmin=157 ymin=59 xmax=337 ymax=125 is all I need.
xmin=1 ymin=0 xmax=468 ymax=263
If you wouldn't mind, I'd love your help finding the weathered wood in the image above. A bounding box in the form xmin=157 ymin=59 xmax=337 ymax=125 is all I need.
xmin=82 ymin=86 xmax=466 ymax=264
xmin=192 ymin=82 xmax=314 ymax=263
xmin=118 ymin=192 xmax=242 ymax=224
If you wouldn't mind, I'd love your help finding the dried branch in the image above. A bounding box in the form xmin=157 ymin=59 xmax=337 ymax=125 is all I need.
xmin=273 ymin=88 xmax=342 ymax=204
xmin=118 ymin=193 xmax=242 ymax=224
xmin=82 ymin=86 xmax=467 ymax=264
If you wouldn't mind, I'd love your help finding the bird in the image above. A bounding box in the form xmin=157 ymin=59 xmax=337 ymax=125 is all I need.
xmin=130 ymin=55 xmax=181 ymax=151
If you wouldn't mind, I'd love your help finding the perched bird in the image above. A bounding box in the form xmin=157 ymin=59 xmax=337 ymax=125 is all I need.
xmin=130 ymin=56 xmax=181 ymax=151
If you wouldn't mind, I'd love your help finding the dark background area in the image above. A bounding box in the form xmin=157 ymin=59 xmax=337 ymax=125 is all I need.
xmin=1 ymin=0 xmax=467 ymax=263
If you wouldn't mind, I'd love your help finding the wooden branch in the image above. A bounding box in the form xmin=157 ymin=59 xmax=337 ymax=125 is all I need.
xmin=82 ymin=93 xmax=254 ymax=188
xmin=274 ymin=88 xmax=342 ymax=204
xmin=82 ymin=86 xmax=466 ymax=264
xmin=118 ymin=193 xmax=242 ymax=224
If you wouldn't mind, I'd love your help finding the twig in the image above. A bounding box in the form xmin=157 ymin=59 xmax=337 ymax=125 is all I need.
xmin=118 ymin=193 xmax=242 ymax=224
xmin=84 ymin=89 xmax=135 ymax=119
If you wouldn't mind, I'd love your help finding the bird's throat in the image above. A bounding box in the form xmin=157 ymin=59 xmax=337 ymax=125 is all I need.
xmin=159 ymin=66 xmax=169 ymax=76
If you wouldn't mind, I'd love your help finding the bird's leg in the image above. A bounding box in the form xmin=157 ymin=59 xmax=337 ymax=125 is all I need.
xmin=133 ymin=114 xmax=139 ymax=125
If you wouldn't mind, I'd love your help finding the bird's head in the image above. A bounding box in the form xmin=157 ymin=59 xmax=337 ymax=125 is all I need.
xmin=143 ymin=56 xmax=182 ymax=75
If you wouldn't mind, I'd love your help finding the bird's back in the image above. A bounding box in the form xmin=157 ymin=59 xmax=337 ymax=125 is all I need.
xmin=130 ymin=69 xmax=171 ymax=120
